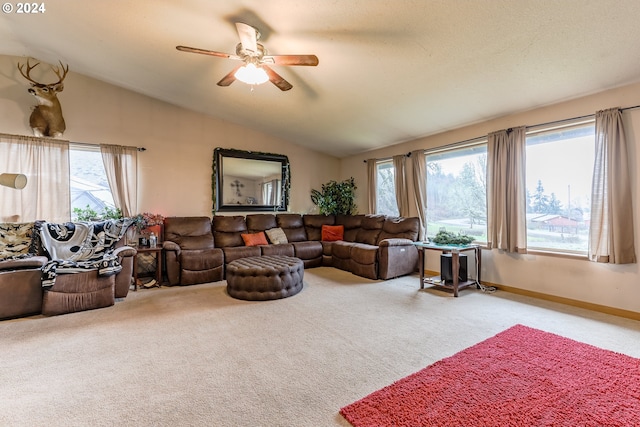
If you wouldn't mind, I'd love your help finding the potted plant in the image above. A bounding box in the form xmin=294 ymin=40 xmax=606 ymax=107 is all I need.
xmin=132 ymin=212 xmax=165 ymax=244
xmin=310 ymin=177 xmax=357 ymax=215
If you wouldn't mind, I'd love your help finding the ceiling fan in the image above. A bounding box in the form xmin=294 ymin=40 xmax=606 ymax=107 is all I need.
xmin=176 ymin=22 xmax=319 ymax=91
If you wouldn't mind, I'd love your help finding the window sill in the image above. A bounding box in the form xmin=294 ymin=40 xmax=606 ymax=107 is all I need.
xmin=521 ymin=249 xmax=588 ymax=261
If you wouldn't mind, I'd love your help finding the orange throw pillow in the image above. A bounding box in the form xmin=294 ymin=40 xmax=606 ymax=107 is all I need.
xmin=321 ymin=225 xmax=344 ymax=241
xmin=241 ymin=232 xmax=269 ymax=246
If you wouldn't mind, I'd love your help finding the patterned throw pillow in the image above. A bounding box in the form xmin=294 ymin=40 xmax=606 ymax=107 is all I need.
xmin=241 ymin=232 xmax=269 ymax=247
xmin=265 ymin=227 xmax=288 ymax=245
xmin=0 ymin=222 xmax=36 ymax=261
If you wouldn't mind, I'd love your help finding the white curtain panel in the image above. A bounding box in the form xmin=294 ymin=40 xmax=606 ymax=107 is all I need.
xmin=410 ymin=150 xmax=427 ymax=240
xmin=588 ymin=108 xmax=636 ymax=264
xmin=0 ymin=134 xmax=70 ymax=222
xmin=393 ymin=154 xmax=410 ymax=217
xmin=367 ymin=158 xmax=377 ymax=214
xmin=100 ymin=144 xmax=138 ymax=217
xmin=486 ymin=127 xmax=527 ymax=253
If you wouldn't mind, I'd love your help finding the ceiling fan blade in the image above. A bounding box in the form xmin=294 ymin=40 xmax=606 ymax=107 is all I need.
xmin=263 ymin=55 xmax=319 ymax=66
xmin=235 ymin=22 xmax=258 ymax=55
xmin=262 ymin=65 xmax=293 ymax=91
xmin=217 ymin=65 xmax=242 ymax=87
xmin=176 ymin=45 xmax=241 ymax=61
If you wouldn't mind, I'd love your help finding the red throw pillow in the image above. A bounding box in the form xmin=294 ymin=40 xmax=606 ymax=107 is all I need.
xmin=322 ymin=225 xmax=344 ymax=242
xmin=241 ymin=232 xmax=269 ymax=246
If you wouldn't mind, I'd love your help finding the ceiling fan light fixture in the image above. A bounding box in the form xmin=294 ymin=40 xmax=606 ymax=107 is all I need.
xmin=234 ymin=63 xmax=269 ymax=85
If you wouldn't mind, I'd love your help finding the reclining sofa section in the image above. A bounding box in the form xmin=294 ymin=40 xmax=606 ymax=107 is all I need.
xmin=163 ymin=214 xmax=419 ymax=286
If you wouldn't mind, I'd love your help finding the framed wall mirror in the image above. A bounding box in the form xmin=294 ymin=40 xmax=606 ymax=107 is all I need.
xmin=213 ymin=148 xmax=290 ymax=212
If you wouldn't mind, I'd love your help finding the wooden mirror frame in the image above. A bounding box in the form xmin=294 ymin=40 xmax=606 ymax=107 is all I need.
xmin=212 ymin=148 xmax=290 ymax=213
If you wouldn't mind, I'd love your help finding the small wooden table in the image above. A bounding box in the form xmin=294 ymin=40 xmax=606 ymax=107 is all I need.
xmin=132 ymin=246 xmax=163 ymax=291
xmin=413 ymin=242 xmax=481 ymax=297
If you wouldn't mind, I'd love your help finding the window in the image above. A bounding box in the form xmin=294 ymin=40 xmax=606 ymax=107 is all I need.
xmin=425 ymin=143 xmax=488 ymax=241
xmin=69 ymin=144 xmax=115 ymax=219
xmin=525 ymin=121 xmax=595 ymax=253
xmin=375 ymin=160 xmax=399 ymax=216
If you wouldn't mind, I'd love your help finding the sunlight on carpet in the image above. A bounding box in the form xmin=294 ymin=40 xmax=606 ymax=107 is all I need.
xmin=340 ymin=324 xmax=640 ymax=427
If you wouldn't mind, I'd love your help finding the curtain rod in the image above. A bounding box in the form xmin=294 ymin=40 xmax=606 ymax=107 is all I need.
xmin=71 ymin=141 xmax=146 ymax=151
xmin=364 ymin=104 xmax=640 ymax=163
xmin=363 ymin=152 xmax=411 ymax=163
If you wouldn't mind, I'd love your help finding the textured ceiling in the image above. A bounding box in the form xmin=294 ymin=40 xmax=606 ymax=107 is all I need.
xmin=3 ymin=0 xmax=640 ymax=158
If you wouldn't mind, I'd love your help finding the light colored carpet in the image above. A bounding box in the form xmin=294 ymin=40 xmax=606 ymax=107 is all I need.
xmin=1 ymin=267 xmax=639 ymax=427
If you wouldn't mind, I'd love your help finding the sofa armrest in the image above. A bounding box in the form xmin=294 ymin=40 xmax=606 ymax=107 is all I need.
xmin=378 ymin=241 xmax=418 ymax=279
xmin=378 ymin=238 xmax=414 ymax=247
xmin=163 ymin=241 xmax=181 ymax=285
xmin=163 ymin=241 xmax=181 ymax=253
xmin=114 ymin=246 xmax=137 ymax=258
xmin=0 ymin=256 xmax=48 ymax=271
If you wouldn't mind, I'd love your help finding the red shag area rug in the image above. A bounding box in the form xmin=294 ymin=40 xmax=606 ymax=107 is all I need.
xmin=340 ymin=324 xmax=640 ymax=427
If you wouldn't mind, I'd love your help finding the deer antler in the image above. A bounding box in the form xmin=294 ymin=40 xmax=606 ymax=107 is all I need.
xmin=51 ymin=61 xmax=69 ymax=85
xmin=17 ymin=59 xmax=69 ymax=86
xmin=17 ymin=59 xmax=42 ymax=85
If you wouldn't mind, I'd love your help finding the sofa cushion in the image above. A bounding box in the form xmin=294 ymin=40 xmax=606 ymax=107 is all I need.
xmin=164 ymin=217 xmax=215 ymax=250
xmin=42 ymin=272 xmax=115 ymax=316
xmin=213 ymin=215 xmax=247 ymax=248
xmin=222 ymin=246 xmax=261 ymax=264
xmin=321 ymin=225 xmax=344 ymax=241
xmin=350 ymin=243 xmax=379 ymax=265
xmin=336 ymin=215 xmax=364 ymax=242
xmin=180 ymin=248 xmax=224 ymax=270
xmin=356 ymin=215 xmax=385 ymax=245
xmin=303 ymin=214 xmax=335 ymax=241
xmin=261 ymin=243 xmax=295 ymax=257
xmin=291 ymin=241 xmax=323 ymax=260
xmin=277 ymin=214 xmax=308 ymax=242
xmin=265 ymin=227 xmax=288 ymax=244
xmin=246 ymin=214 xmax=277 ymax=233
xmin=331 ymin=240 xmax=354 ymax=271
xmin=332 ymin=240 xmax=354 ymax=259
xmin=378 ymin=216 xmax=420 ymax=242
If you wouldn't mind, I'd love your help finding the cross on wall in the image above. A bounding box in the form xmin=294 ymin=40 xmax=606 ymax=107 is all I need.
xmin=231 ymin=180 xmax=244 ymax=196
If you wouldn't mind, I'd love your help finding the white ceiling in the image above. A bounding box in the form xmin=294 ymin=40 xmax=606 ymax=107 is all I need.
xmin=3 ymin=0 xmax=640 ymax=158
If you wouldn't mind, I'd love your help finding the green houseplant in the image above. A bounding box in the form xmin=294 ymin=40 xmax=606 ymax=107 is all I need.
xmin=72 ymin=205 xmax=123 ymax=221
xmin=310 ymin=177 xmax=357 ymax=215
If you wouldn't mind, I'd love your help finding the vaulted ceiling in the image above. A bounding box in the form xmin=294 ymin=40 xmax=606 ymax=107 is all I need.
xmin=3 ymin=0 xmax=640 ymax=157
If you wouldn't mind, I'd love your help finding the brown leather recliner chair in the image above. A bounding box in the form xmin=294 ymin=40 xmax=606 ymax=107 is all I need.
xmin=163 ymin=217 xmax=224 ymax=286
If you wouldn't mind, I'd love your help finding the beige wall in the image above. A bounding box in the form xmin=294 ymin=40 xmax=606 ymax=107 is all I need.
xmin=341 ymin=82 xmax=640 ymax=314
xmin=0 ymin=54 xmax=339 ymax=217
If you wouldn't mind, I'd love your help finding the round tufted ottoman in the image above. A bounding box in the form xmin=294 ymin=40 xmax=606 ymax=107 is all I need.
xmin=226 ymin=255 xmax=304 ymax=301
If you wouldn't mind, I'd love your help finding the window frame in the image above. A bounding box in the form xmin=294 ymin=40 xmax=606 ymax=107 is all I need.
xmin=375 ymin=159 xmax=400 ymax=217
xmin=424 ymin=139 xmax=488 ymax=243
xmin=69 ymin=143 xmax=116 ymax=220
xmin=524 ymin=119 xmax=596 ymax=256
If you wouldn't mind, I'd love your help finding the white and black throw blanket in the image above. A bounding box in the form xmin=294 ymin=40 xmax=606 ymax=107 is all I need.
xmin=39 ymin=218 xmax=133 ymax=288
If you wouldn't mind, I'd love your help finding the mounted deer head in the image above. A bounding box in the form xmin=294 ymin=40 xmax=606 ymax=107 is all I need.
xmin=18 ymin=59 xmax=69 ymax=138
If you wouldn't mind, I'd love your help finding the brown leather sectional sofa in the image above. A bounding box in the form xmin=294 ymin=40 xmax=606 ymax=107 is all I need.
xmin=163 ymin=213 xmax=420 ymax=286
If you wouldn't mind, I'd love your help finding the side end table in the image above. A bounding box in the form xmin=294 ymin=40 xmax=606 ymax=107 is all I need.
xmin=413 ymin=242 xmax=482 ymax=297
xmin=132 ymin=246 xmax=163 ymax=291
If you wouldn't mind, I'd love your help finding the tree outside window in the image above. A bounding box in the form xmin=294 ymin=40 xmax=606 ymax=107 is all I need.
xmin=426 ymin=144 xmax=488 ymax=242
xmin=376 ymin=160 xmax=399 ymax=216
